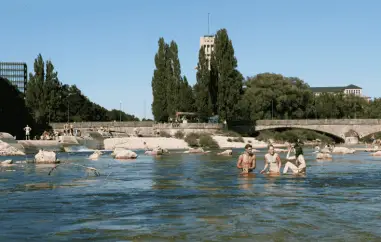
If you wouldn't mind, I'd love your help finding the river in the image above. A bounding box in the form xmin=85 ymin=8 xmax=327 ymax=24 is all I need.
xmin=1 ymin=148 xmax=381 ymax=241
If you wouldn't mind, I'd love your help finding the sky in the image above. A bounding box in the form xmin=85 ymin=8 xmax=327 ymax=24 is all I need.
xmin=2 ymin=0 xmax=381 ymax=119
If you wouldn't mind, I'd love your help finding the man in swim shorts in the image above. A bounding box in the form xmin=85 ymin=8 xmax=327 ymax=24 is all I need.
xmin=237 ymin=144 xmax=256 ymax=174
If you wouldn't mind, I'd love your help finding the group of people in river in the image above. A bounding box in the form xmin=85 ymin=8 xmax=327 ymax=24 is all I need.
xmin=237 ymin=143 xmax=306 ymax=176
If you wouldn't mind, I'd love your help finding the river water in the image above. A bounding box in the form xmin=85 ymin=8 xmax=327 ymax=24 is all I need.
xmin=1 ymin=149 xmax=381 ymax=241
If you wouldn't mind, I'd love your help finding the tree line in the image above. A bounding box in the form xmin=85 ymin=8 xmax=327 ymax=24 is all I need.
xmin=1 ymin=54 xmax=139 ymax=137
xmin=151 ymin=28 xmax=379 ymax=124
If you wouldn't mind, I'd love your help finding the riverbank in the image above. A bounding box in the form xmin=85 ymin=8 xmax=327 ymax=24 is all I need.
xmin=103 ymin=135 xmax=286 ymax=150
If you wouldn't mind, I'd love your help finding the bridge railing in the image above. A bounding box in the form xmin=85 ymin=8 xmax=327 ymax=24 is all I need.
xmin=153 ymin=123 xmax=223 ymax=129
xmin=50 ymin=122 xmax=223 ymax=130
xmin=256 ymin=119 xmax=381 ymax=125
xmin=50 ymin=121 xmax=154 ymax=129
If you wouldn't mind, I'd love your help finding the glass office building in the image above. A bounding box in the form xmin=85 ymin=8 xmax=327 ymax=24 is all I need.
xmin=0 ymin=62 xmax=28 ymax=94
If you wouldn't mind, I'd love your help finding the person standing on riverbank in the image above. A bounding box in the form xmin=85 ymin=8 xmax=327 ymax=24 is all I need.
xmin=237 ymin=144 xmax=256 ymax=174
xmin=261 ymin=145 xmax=282 ymax=174
xmin=283 ymin=144 xmax=306 ymax=175
xmin=23 ymin=125 xmax=31 ymax=140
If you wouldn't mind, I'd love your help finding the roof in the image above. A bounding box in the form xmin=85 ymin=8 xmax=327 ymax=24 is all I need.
xmin=310 ymin=84 xmax=362 ymax=93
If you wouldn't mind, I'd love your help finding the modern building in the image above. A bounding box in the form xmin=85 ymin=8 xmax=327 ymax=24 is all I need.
xmin=310 ymin=84 xmax=371 ymax=101
xmin=0 ymin=62 xmax=28 ymax=94
xmin=200 ymin=35 xmax=215 ymax=69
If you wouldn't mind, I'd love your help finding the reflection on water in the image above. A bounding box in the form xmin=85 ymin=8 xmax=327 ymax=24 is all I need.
xmin=1 ymin=149 xmax=381 ymax=241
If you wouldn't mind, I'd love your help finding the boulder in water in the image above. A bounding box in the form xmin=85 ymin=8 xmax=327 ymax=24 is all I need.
xmin=217 ymin=149 xmax=233 ymax=156
xmin=331 ymin=147 xmax=355 ymax=154
xmin=89 ymin=150 xmax=102 ymax=160
xmin=185 ymin=147 xmax=205 ymax=154
xmin=1 ymin=159 xmax=14 ymax=167
xmin=114 ymin=149 xmax=138 ymax=159
xmin=316 ymin=152 xmax=332 ymax=160
xmin=320 ymin=147 xmax=331 ymax=153
xmin=0 ymin=141 xmax=25 ymax=156
xmin=34 ymin=150 xmax=59 ymax=163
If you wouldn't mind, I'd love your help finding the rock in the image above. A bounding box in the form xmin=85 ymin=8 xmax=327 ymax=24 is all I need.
xmin=111 ymin=147 xmax=128 ymax=158
xmin=217 ymin=149 xmax=233 ymax=156
xmin=89 ymin=150 xmax=102 ymax=160
xmin=0 ymin=141 xmax=25 ymax=156
xmin=114 ymin=149 xmax=138 ymax=159
xmin=1 ymin=159 xmax=14 ymax=166
xmin=331 ymin=147 xmax=355 ymax=154
xmin=34 ymin=150 xmax=58 ymax=163
xmin=371 ymin=151 xmax=381 ymax=156
xmin=316 ymin=152 xmax=332 ymax=160
xmin=320 ymin=148 xmax=331 ymax=153
xmin=186 ymin=148 xmax=205 ymax=154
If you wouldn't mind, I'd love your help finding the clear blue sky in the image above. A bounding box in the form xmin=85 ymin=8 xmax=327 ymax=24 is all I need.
xmin=2 ymin=0 xmax=380 ymax=119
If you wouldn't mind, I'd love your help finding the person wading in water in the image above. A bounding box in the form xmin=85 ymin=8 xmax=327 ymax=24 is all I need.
xmin=261 ymin=144 xmax=282 ymax=175
xmin=237 ymin=144 xmax=256 ymax=174
xmin=283 ymin=143 xmax=306 ymax=175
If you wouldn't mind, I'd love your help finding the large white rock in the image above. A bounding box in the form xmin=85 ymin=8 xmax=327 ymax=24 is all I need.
xmin=217 ymin=149 xmax=233 ymax=156
xmin=0 ymin=141 xmax=25 ymax=156
xmin=34 ymin=150 xmax=58 ymax=163
xmin=185 ymin=147 xmax=206 ymax=154
xmin=111 ymin=147 xmax=128 ymax=158
xmin=89 ymin=150 xmax=102 ymax=160
xmin=316 ymin=152 xmax=332 ymax=160
xmin=331 ymin=147 xmax=355 ymax=154
xmin=320 ymin=148 xmax=331 ymax=153
xmin=114 ymin=149 xmax=138 ymax=159
xmin=1 ymin=159 xmax=14 ymax=166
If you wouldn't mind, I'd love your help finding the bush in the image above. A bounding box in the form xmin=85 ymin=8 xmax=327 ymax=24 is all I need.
xmin=199 ymin=134 xmax=219 ymax=149
xmin=218 ymin=130 xmax=241 ymax=137
xmin=248 ymin=140 xmax=252 ymax=143
xmin=233 ymin=136 xmax=245 ymax=143
xmin=184 ymin=132 xmax=200 ymax=147
xmin=174 ymin=130 xmax=185 ymax=139
xmin=159 ymin=130 xmax=171 ymax=138
xmin=227 ymin=138 xmax=233 ymax=142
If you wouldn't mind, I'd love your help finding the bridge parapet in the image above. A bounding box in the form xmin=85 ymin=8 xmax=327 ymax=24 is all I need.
xmin=50 ymin=121 xmax=154 ymax=129
xmin=256 ymin=119 xmax=381 ymax=126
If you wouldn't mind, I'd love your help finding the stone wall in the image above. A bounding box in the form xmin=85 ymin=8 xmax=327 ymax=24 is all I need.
xmin=50 ymin=122 xmax=223 ymax=137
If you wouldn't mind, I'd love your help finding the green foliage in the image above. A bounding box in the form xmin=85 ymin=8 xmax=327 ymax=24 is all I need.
xmin=194 ymin=46 xmax=214 ymax=120
xmin=184 ymin=132 xmax=200 ymax=147
xmin=151 ymin=39 xmax=194 ymax=121
xmin=255 ymin=129 xmax=334 ymax=143
xmin=212 ymin=29 xmax=243 ymax=122
xmin=199 ymin=134 xmax=219 ymax=148
xmin=174 ymin=130 xmax=185 ymax=139
xmin=159 ymin=130 xmax=171 ymax=138
xmin=0 ymin=77 xmax=39 ymax=137
xmin=24 ymin=54 xmax=138 ymax=127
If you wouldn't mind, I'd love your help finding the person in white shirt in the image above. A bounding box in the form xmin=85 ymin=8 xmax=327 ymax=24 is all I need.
xmin=283 ymin=144 xmax=306 ymax=174
xmin=261 ymin=145 xmax=282 ymax=174
xmin=24 ymin=125 xmax=32 ymax=140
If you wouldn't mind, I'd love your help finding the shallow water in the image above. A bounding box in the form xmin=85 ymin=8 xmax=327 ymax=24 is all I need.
xmin=1 ymin=149 xmax=381 ymax=241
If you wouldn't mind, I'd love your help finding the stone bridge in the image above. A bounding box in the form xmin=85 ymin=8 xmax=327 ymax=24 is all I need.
xmin=255 ymin=119 xmax=381 ymax=140
xmin=49 ymin=121 xmax=223 ymax=136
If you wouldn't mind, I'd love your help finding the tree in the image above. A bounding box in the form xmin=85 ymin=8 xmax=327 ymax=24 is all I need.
xmin=167 ymin=41 xmax=182 ymax=115
xmin=26 ymin=54 xmax=65 ymax=128
xmin=0 ymin=77 xmax=36 ymax=138
xmin=151 ymin=38 xmax=169 ymax=122
xmin=194 ymin=46 xmax=214 ymax=120
xmin=212 ymin=29 xmax=243 ymax=121
xmin=242 ymin=73 xmax=313 ymax=121
xmin=178 ymin=76 xmax=195 ymax=112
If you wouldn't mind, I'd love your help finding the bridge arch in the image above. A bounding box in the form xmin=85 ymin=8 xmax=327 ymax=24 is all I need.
xmin=255 ymin=126 xmax=345 ymax=142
